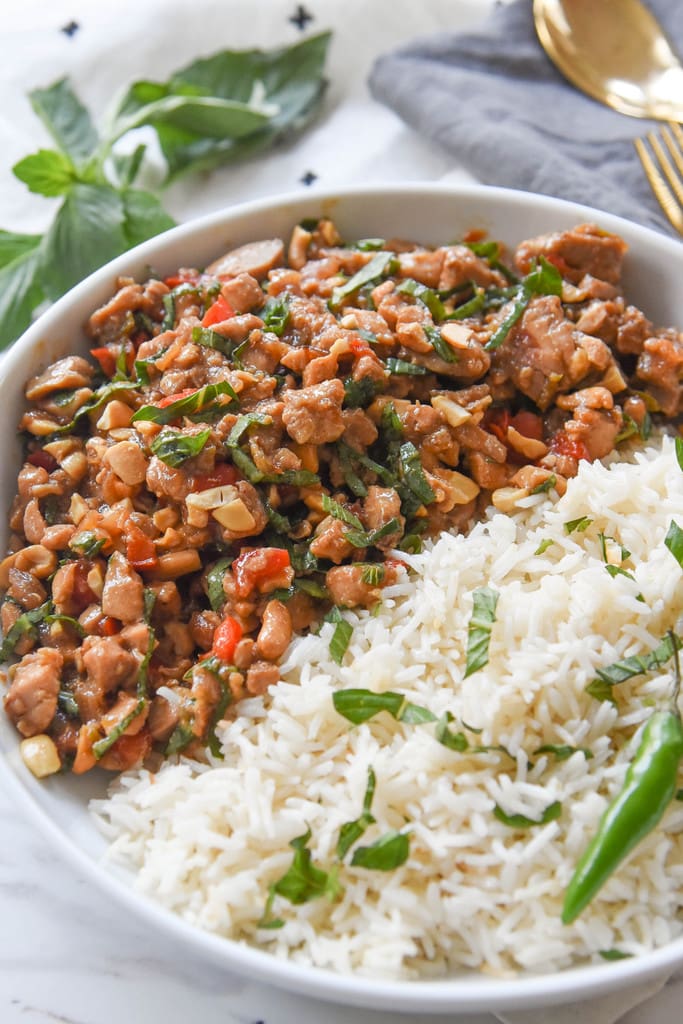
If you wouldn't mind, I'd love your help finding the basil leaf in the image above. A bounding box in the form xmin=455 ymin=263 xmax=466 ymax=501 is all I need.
xmin=343 ymin=376 xmax=380 ymax=408
xmin=333 ymin=688 xmax=405 ymax=725
xmin=0 ymin=241 xmax=44 ymax=349
xmin=132 ymin=380 xmax=238 ymax=424
xmin=151 ymin=428 xmax=211 ymax=467
xmin=435 ymin=713 xmax=469 ymax=752
xmin=604 ymin=564 xmax=638 ymax=584
xmin=351 ymin=238 xmax=385 ymax=252
xmin=136 ymin=589 xmax=157 ymax=700
xmin=530 ymin=474 xmax=556 ymax=495
xmin=385 ymin=357 xmax=428 ymax=376
xmin=45 ymin=613 xmax=85 ymax=636
xmin=269 ymin=828 xmax=342 ymax=906
xmin=41 ymin=184 xmax=128 ymax=301
xmin=0 ymin=600 xmax=52 ymax=661
xmin=330 ymin=252 xmax=396 ymax=309
xmin=534 ymin=538 xmax=554 ymax=556
xmin=12 ymin=149 xmax=75 ymax=198
xmin=447 ymin=288 xmax=485 ymax=320
xmin=360 ymin=564 xmax=385 ymax=586
xmin=493 ymin=800 xmax=562 ymax=829
xmin=57 ymin=689 xmax=80 ymax=718
xmin=92 ymin=699 xmax=146 ymax=759
xmin=664 ymin=520 xmax=683 ymax=568
xmin=396 ymin=278 xmax=446 ymax=320
xmin=69 ymin=531 xmax=106 ymax=558
xmin=325 ymin=606 xmax=353 ymax=665
xmin=30 ymin=77 xmax=99 ymax=165
xmin=599 ymin=949 xmax=632 ymax=961
xmin=590 ymin=633 xmax=682 ymax=689
xmin=350 ymin=830 xmax=410 ymax=871
xmin=52 ymin=379 xmax=140 ymax=434
xmin=259 ymin=295 xmax=290 ymax=336
xmin=206 ymin=557 xmax=232 ymax=612
xmin=464 ymin=586 xmax=499 ymax=678
xmin=112 ymin=143 xmax=147 ymax=188
xmin=337 ymin=767 xmax=376 ymax=859
xmin=320 ymin=494 xmax=364 ymax=531
xmin=0 ymin=230 xmax=43 ymax=269
xmin=165 ymin=721 xmax=195 ymax=757
xmin=676 ymin=436 xmax=683 ymax=473
xmin=206 ymin=681 xmax=232 ymax=758
xmin=400 ymin=702 xmax=437 ymax=724
xmin=397 ymin=441 xmax=436 ymax=508
xmin=225 ymin=411 xmax=272 ymax=447
xmin=585 ymin=677 xmax=618 ymax=705
xmin=564 ymin=516 xmax=592 ymax=534
xmin=534 ymin=744 xmax=593 ymax=761
xmin=485 ymin=257 xmax=562 ymax=351
xmin=423 ymin=324 xmax=458 ymax=364
xmin=343 ymin=518 xmax=402 ymax=550
xmin=121 ymin=188 xmax=176 ymax=248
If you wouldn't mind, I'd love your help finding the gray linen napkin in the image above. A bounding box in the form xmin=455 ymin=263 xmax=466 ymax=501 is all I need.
xmin=368 ymin=0 xmax=683 ymax=235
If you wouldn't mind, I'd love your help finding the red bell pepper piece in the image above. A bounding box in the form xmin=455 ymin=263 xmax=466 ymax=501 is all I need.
xmin=90 ymin=346 xmax=117 ymax=378
xmin=155 ymin=388 xmax=197 ymax=408
xmin=202 ymin=295 xmax=235 ymax=327
xmin=233 ymin=547 xmax=292 ymax=598
xmin=125 ymin=524 xmax=159 ymax=572
xmin=211 ymin=615 xmax=243 ymax=662
xmin=509 ymin=410 xmax=544 ymax=441
xmin=550 ymin=430 xmax=591 ymax=462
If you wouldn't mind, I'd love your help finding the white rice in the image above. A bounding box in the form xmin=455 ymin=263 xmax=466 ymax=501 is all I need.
xmin=92 ymin=434 xmax=683 ymax=979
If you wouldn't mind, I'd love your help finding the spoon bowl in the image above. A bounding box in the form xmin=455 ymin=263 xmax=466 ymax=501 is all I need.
xmin=533 ymin=0 xmax=683 ymax=121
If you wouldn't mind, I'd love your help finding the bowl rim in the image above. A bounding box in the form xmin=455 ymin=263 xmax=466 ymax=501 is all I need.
xmin=1 ymin=181 xmax=682 ymax=1014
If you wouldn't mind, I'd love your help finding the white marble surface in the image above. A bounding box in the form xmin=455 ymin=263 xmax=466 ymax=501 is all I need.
xmin=0 ymin=1 xmax=682 ymax=1021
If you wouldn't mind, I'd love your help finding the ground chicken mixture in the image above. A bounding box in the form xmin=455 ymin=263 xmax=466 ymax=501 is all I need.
xmin=2 ymin=219 xmax=682 ymax=777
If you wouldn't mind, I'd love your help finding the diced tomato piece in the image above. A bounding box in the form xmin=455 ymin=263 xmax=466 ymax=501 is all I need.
xmin=550 ymin=430 xmax=591 ymax=462
xmin=90 ymin=346 xmax=117 ymax=378
xmin=192 ymin=462 xmax=238 ymax=491
xmin=349 ymin=336 xmax=372 ymax=357
xmin=155 ymin=388 xmax=197 ymax=408
xmin=164 ymin=270 xmax=199 ymax=289
xmin=211 ymin=615 xmax=243 ymax=663
xmin=125 ymin=524 xmax=159 ymax=571
xmin=98 ymin=729 xmax=153 ymax=772
xmin=233 ymin=547 xmax=292 ymax=598
xmin=509 ymin=410 xmax=543 ymax=441
xmin=202 ymin=295 xmax=235 ymax=327
xmin=462 ymin=228 xmax=487 ymax=244
xmin=27 ymin=450 xmax=58 ymax=472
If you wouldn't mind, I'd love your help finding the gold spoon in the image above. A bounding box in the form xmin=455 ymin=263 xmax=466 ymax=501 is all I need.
xmin=533 ymin=0 xmax=683 ymax=121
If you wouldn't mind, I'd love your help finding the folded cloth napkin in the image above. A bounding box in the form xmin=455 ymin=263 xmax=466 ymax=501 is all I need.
xmin=369 ymin=0 xmax=683 ymax=236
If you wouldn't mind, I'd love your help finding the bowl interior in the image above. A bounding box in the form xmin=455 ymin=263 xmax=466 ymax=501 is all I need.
xmin=1 ymin=183 xmax=681 ymax=1013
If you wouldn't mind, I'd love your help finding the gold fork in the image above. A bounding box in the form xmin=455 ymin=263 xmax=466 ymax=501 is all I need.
xmin=634 ymin=122 xmax=683 ymax=235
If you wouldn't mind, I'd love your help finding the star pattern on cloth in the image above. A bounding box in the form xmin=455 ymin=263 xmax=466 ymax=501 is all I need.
xmin=300 ymin=170 xmax=318 ymax=186
xmin=289 ymin=4 xmax=313 ymax=31
xmin=60 ymin=20 xmax=80 ymax=37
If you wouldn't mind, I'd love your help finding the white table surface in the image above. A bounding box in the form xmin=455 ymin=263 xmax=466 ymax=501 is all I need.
xmin=0 ymin=1 xmax=681 ymax=1021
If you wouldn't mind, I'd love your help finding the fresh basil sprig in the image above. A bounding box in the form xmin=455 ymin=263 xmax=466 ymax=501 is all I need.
xmin=0 ymin=33 xmax=331 ymax=349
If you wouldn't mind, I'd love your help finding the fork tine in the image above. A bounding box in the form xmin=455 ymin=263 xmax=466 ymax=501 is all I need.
xmin=634 ymin=133 xmax=683 ymax=235
xmin=663 ymin=123 xmax=683 ymax=179
xmin=648 ymin=128 xmax=683 ymax=207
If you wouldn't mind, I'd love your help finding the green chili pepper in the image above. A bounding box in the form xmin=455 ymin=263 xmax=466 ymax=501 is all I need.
xmin=562 ymin=637 xmax=683 ymax=924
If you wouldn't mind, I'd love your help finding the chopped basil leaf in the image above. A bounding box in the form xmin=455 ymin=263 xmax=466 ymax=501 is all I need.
xmin=530 ymin=474 xmax=556 ymax=495
xmin=597 ymin=532 xmax=630 ymax=563
xmin=45 ymin=613 xmax=85 ymax=636
xmin=332 ymin=687 xmax=433 ymax=725
xmin=385 ymin=357 xmax=428 ymax=376
xmin=493 ymin=800 xmax=562 ymax=828
xmin=604 ymin=564 xmax=638 ymax=584
xmin=351 ymin=238 xmax=385 ymax=252
xmin=267 ymin=828 xmax=342 ymax=908
xmin=343 ymin=517 xmax=402 ymax=550
xmin=337 ymin=767 xmax=376 ymax=859
xmin=0 ymin=600 xmax=51 ymax=661
xmin=329 ymin=251 xmax=397 ymax=309
xmin=464 ymin=586 xmax=499 ymax=678
xmin=564 ymin=516 xmax=592 ymax=534
xmin=206 ymin=557 xmax=232 ymax=612
xmin=206 ymin=681 xmax=232 ymax=758
xmin=485 ymin=257 xmax=562 ymax=351
xmin=350 ymin=830 xmax=410 ymax=871
xmin=343 ymin=376 xmax=380 ymax=408
xmin=325 ymin=606 xmax=353 ymax=665
xmin=423 ymin=324 xmax=458 ymax=364
xmin=534 ymin=744 xmax=593 ymax=762
xmin=357 ymin=328 xmax=378 ymax=345
xmin=264 ymin=501 xmax=292 ymax=534
xmin=229 ymin=444 xmax=318 ymax=487
xmin=379 ymin=401 xmax=403 ymax=442
xmin=590 ymin=633 xmax=682 ymax=691
xmin=664 ymin=520 xmax=683 ymax=568
xmin=599 ymin=949 xmax=633 ymax=961
xmin=447 ymin=287 xmax=485 ymax=320
xmin=396 ymin=441 xmax=436 ymax=514
xmin=676 ymin=436 xmax=683 ymax=473
xmin=360 ymin=564 xmax=385 ymax=586
xmin=131 ymin=380 xmax=238 ymax=425
xmin=161 ymin=291 xmax=175 ymax=330
xmin=396 ymin=278 xmax=446 ymax=321
xmin=165 ymin=721 xmax=194 ymax=756
xmin=53 ymin=379 xmax=140 ymax=434
xmin=258 ymin=294 xmax=290 ymax=336
xmin=151 ymin=428 xmax=210 ymax=467
xmin=585 ymin=677 xmax=618 ymax=705
xmin=224 ymin=411 xmax=272 ymax=447
xmin=534 ymin=538 xmax=554 ymax=556
xmin=69 ymin=530 xmax=105 ymax=558
xmin=92 ymin=699 xmax=146 ymax=759
xmin=435 ymin=712 xmax=468 ymax=752
xmin=191 ymin=325 xmax=245 ymax=365
xmin=57 ymin=688 xmax=80 ymax=717
xmin=321 ymin=494 xmax=364 ymax=530
xmin=399 ymin=533 xmax=422 ymax=554
xmin=136 ymin=588 xmax=157 ymax=699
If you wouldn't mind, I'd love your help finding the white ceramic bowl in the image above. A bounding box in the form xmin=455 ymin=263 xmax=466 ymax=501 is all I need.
xmin=1 ymin=184 xmax=681 ymax=1015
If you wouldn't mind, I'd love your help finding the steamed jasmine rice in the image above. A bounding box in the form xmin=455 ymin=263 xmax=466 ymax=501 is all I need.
xmin=92 ymin=434 xmax=683 ymax=979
